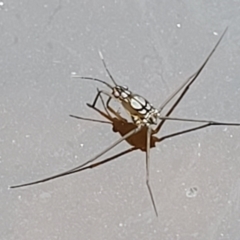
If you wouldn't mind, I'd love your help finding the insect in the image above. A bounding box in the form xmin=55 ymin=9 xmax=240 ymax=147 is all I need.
xmin=11 ymin=27 xmax=240 ymax=216
xmin=69 ymin=28 xmax=229 ymax=180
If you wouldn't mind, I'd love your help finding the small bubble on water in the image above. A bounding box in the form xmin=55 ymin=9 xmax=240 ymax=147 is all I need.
xmin=186 ymin=187 xmax=198 ymax=198
xmin=40 ymin=192 xmax=51 ymax=199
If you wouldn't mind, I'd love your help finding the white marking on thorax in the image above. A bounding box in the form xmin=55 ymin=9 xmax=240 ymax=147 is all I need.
xmin=130 ymin=98 xmax=143 ymax=110
xmin=134 ymin=95 xmax=146 ymax=106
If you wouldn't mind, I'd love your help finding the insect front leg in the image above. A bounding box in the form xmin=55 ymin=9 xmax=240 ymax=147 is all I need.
xmin=89 ymin=88 xmax=126 ymax=121
xmin=88 ymin=89 xmax=113 ymax=108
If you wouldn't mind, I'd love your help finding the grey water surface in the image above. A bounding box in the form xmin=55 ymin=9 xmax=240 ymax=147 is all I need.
xmin=1 ymin=1 xmax=240 ymax=240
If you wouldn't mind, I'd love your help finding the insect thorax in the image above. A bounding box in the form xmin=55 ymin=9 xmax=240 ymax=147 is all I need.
xmin=112 ymin=85 xmax=159 ymax=126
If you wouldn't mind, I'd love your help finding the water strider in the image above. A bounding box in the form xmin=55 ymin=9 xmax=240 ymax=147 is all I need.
xmin=11 ymin=27 xmax=240 ymax=216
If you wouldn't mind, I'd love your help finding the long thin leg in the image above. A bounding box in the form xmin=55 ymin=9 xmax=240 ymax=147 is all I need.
xmin=11 ymin=125 xmax=143 ymax=189
xmin=11 ymin=119 xmax=233 ymax=189
xmin=70 ymin=110 xmax=240 ymax=128
xmin=74 ymin=91 xmax=240 ymax=131
xmin=154 ymin=68 xmax=239 ymax=134
xmin=159 ymin=116 xmax=240 ymax=126
xmin=62 ymin=125 xmax=143 ymax=175
xmin=158 ymin=27 xmax=228 ymax=113
xmin=11 ymin=122 xmax=225 ymax=192
xmin=11 ymin=117 xmax=237 ymax=212
xmin=10 ymin=147 xmax=137 ymax=188
xmin=145 ymin=126 xmax=158 ymax=216
xmin=66 ymin=124 xmax=218 ymax=193
xmin=154 ymin=81 xmax=192 ymax=134
xmin=158 ymin=71 xmax=197 ymax=113
xmin=157 ymin=121 xmax=232 ymax=143
xmin=154 ymin=27 xmax=228 ymax=134
xmin=154 ymin=64 xmax=197 ymax=134
xmin=70 ymin=114 xmax=111 ymax=125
